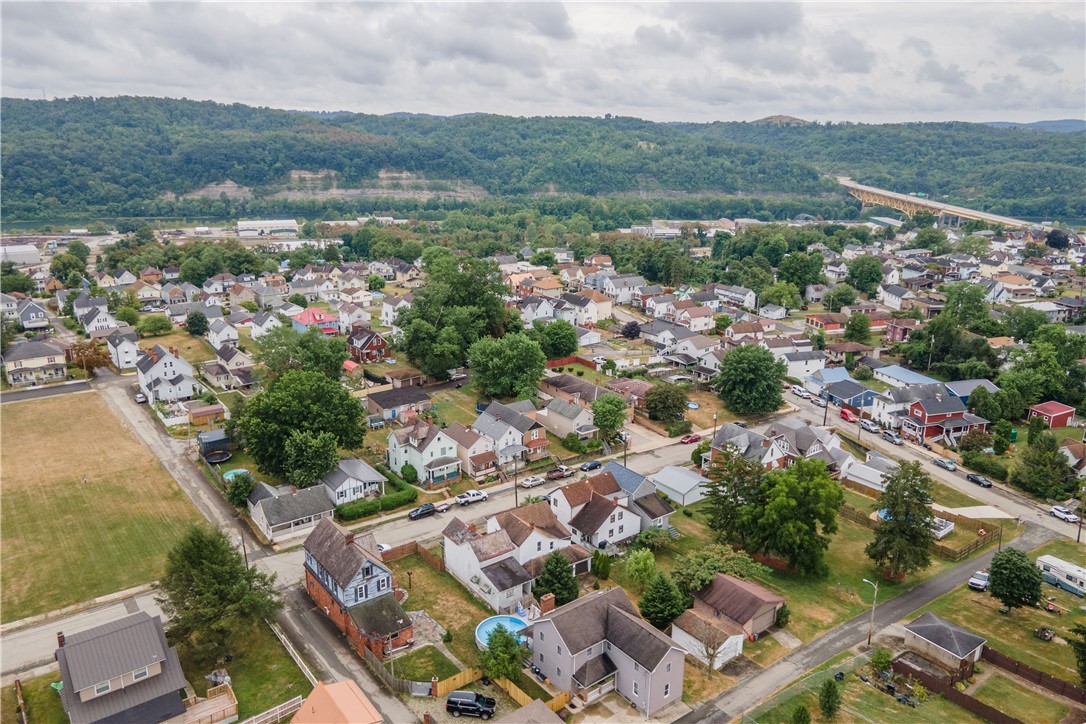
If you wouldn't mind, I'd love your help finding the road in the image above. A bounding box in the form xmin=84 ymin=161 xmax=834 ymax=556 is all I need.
xmin=677 ymin=522 xmax=1061 ymax=723
xmin=0 ymin=380 xmax=90 ymax=404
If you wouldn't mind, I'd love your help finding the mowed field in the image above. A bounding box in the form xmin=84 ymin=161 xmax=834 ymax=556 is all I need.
xmin=1 ymin=392 xmax=202 ymax=622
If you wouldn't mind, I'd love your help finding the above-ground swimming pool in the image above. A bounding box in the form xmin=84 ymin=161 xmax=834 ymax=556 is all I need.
xmin=474 ymin=615 xmax=528 ymax=650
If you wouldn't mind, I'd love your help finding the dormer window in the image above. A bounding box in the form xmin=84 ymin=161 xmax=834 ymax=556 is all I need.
xmin=95 ymin=681 xmax=111 ymax=695
xmin=132 ymin=666 xmax=149 ymax=681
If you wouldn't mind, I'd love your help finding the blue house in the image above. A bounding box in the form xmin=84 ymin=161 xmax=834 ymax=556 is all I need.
xmin=825 ymin=380 xmax=880 ymax=409
xmin=804 ymin=367 xmax=852 ymax=396
xmin=943 ymin=379 xmax=1000 ymax=406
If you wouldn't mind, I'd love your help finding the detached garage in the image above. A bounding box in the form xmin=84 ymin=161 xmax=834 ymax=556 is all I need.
xmin=650 ymin=465 xmax=711 ymax=506
xmin=1029 ymin=400 xmax=1076 ymax=429
xmin=670 ymin=609 xmax=744 ymax=670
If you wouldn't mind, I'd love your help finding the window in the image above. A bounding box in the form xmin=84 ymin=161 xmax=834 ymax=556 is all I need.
xmin=666 ymin=662 xmax=672 ymax=673
xmin=132 ymin=666 xmax=149 ymax=682
xmin=540 ymin=653 xmax=545 ymax=663
xmin=664 ymin=683 xmax=671 ymax=698
xmin=557 ymin=645 xmax=562 ymax=654
xmin=610 ymin=514 xmax=616 ymax=523
xmin=540 ymin=632 xmax=544 ymax=641
xmin=608 ymin=529 xmax=613 ymax=539
xmin=537 ymin=542 xmax=542 ymax=552
xmin=557 ymin=667 xmax=561 ymax=678
xmin=94 ymin=681 xmax=111 ymax=695
xmin=549 ymin=542 xmax=554 ymax=550
xmin=356 ymin=585 xmax=367 ymax=601
xmin=618 ymin=525 xmax=624 ymax=534
xmin=618 ymin=511 xmax=623 ymax=520
xmin=378 ymin=578 xmax=389 ymax=591
xmin=634 ymin=662 xmax=640 ymax=671
xmin=632 ymin=681 xmax=639 ymax=696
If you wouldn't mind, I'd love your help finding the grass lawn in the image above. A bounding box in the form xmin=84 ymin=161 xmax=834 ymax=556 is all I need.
xmin=218 ymin=390 xmax=246 ymax=412
xmin=430 ymin=387 xmax=482 ymax=427
xmin=140 ymin=331 xmax=215 ymax=364
xmin=682 ymin=660 xmax=737 ymax=705
xmin=930 ymin=482 xmax=983 ymax=510
xmin=685 ymin=390 xmax=739 ymax=430
xmin=972 ymin=674 xmax=1069 ymax=724
xmin=859 ymin=377 xmax=892 ymax=393
xmin=174 ymin=622 xmax=312 ymax=720
xmin=746 ymin=637 xmax=788 ymax=668
xmin=1 ymin=673 xmax=66 ymax=724
xmin=1 ymin=393 xmax=204 ymax=622
xmin=914 ymin=539 xmax=1086 ymax=681
xmin=389 ymin=645 xmax=460 ymax=681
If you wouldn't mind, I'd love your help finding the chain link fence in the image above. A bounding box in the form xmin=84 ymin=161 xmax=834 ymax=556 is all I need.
xmin=743 ymin=652 xmax=872 ymax=723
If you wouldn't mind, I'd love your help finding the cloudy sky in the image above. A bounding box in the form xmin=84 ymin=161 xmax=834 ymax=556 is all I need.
xmin=3 ymin=1 xmax=1084 ymax=123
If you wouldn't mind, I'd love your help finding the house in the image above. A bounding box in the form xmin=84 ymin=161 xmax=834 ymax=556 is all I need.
xmin=337 ymin=302 xmax=371 ymax=334
xmin=764 ymin=419 xmax=844 ymax=466
xmin=782 ymin=350 xmax=825 ymax=379
xmin=541 ymin=374 xmax=633 ymax=415
xmin=873 ymin=364 xmax=940 ymax=389
xmin=606 ymin=378 xmax=654 ymax=410
xmin=528 ymin=587 xmax=686 ymax=716
xmin=943 ymin=379 xmax=999 ymax=406
xmin=292 ymin=308 xmax=338 ymax=336
xmin=825 ymin=380 xmax=879 ymax=410
xmin=252 ymin=281 xmax=288 ymax=309
xmin=0 ymin=292 xmax=18 ymax=319
xmin=129 ymin=280 xmax=163 ymax=307
xmin=805 ymin=284 xmax=828 ymax=302
xmin=546 ymin=474 xmax=634 ymax=547
xmin=758 ymin=303 xmax=787 ymax=320
xmin=597 ymin=462 xmax=674 ymax=533
xmin=670 ymin=609 xmax=745 ymax=671
xmin=347 ymin=326 xmax=389 ymax=363
xmin=692 ymin=573 xmax=785 ymax=638
xmin=202 ymin=272 xmax=237 ymax=296
xmin=472 ymin=401 xmax=550 ymax=465
xmin=202 ymin=346 xmax=257 ymax=391
xmin=55 ymin=612 xmax=188 ymax=724
xmin=303 ymin=519 xmax=413 ymax=659
xmin=105 ymin=331 xmax=140 ymax=369
xmin=1060 ymin=439 xmax=1086 ymax=478
xmin=250 ymin=311 xmax=282 ymax=340
xmin=649 ymin=465 xmax=710 ymax=506
xmin=903 ymin=613 xmax=985 ymax=678
xmin=2 ymin=340 xmax=67 ymax=387
xmin=367 ymin=387 xmax=432 ymax=422
xmin=1029 ymin=400 xmax=1076 ymax=429
xmin=445 ymin=422 xmax=498 ymax=480
xmin=381 ymin=293 xmax=413 ymax=328
xmin=676 ymin=305 xmax=715 ymax=332
xmin=824 ymin=261 xmax=849 ymax=282
xmin=885 ymin=318 xmax=923 ymax=344
xmin=249 ymin=483 xmax=336 ymax=543
xmin=802 ymin=366 xmax=852 ymax=397
xmin=442 ymin=518 xmax=536 ymax=613
xmin=228 ymin=283 xmax=258 ymax=308
xmin=805 ymin=313 xmax=848 ymax=335
xmin=16 ymin=299 xmax=50 ymax=330
xmin=823 ymin=341 xmax=873 ymax=365
xmin=135 ymin=345 xmax=196 ymax=402
xmin=207 ymin=319 xmax=239 ymax=349
xmin=715 ymin=285 xmax=757 ymax=309
xmin=80 ymin=307 xmax=122 ymax=335
xmin=493 ymin=501 xmax=593 ymax=577
xmin=902 ymin=396 xmax=988 ymax=445
xmin=877 ymin=284 xmax=915 ymax=311
xmin=708 ymin=423 xmax=790 ymax=471
xmin=536 ymin=397 xmax=599 ymax=440
xmin=321 ymin=458 xmax=387 ymax=505
xmin=292 ymin=680 xmax=383 ymax=724
xmin=387 ymin=421 xmax=462 ymax=487
xmin=871 ymin=383 xmax=945 ymax=429
xmin=602 ymin=275 xmax=648 ymax=304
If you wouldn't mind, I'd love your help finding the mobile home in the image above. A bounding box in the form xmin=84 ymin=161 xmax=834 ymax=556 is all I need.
xmin=1037 ymin=555 xmax=1086 ymax=597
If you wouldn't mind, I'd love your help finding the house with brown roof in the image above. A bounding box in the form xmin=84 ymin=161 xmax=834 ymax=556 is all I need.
xmin=442 ymin=518 xmax=535 ymax=613
xmin=606 ymin=378 xmax=654 ymax=410
xmin=541 ymin=374 xmax=634 ymax=416
xmin=445 ymin=422 xmax=499 ymax=480
xmin=670 ymin=608 xmax=745 ymax=670
xmin=292 ymin=680 xmax=383 ymax=724
xmin=548 ymin=473 xmax=639 ymax=548
xmin=692 ymin=573 xmax=785 ymax=638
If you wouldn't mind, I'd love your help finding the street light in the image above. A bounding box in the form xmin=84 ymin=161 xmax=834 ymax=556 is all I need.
xmin=862 ymin=578 xmax=879 ymax=647
xmin=713 ymin=412 xmax=718 ymax=436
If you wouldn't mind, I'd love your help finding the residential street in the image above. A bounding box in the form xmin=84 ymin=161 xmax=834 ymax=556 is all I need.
xmin=0 ymin=380 xmax=90 ymax=404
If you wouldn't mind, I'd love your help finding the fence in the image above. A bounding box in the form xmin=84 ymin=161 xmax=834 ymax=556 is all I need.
xmin=744 ymin=653 xmax=870 ymax=722
xmin=839 ymin=505 xmax=878 ymax=530
xmin=240 ymin=695 xmax=304 ymax=724
xmin=267 ymin=621 xmax=319 ymax=687
xmin=185 ymin=684 xmax=239 ymax=724
xmin=495 ymin=677 xmax=534 ymax=707
xmin=546 ymin=691 xmax=572 ymax=713
xmin=838 ymin=506 xmax=1002 ymax=562
xmin=13 ymin=680 xmax=27 ymax=724
xmin=434 ymin=668 xmax=484 ymax=697
xmin=361 ymin=645 xmax=425 ymax=695
xmin=546 ymin=356 xmax=598 ymax=370
xmin=418 ymin=543 xmax=446 ymax=572
xmin=840 ymin=477 xmax=879 ymax=499
xmin=982 ymin=647 xmax=1086 ymax=704
xmin=891 ymin=660 xmax=1022 ymax=724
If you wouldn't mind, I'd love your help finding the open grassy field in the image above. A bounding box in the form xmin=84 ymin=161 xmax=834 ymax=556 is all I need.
xmin=389 ymin=645 xmax=460 ymax=681
xmin=139 ymin=330 xmax=215 ymax=364
xmin=914 ymin=539 xmax=1086 ymax=681
xmin=972 ymin=673 xmax=1069 ymax=724
xmin=0 ymin=393 xmax=203 ymax=622
xmin=1 ymin=673 xmax=66 ymax=724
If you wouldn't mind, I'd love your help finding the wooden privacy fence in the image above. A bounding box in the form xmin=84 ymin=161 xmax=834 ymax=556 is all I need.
xmin=892 ymin=660 xmax=1021 ymax=724
xmin=495 ymin=677 xmax=533 ymax=707
xmin=982 ymin=647 xmax=1086 ymax=704
xmin=839 ymin=506 xmax=1002 ymax=562
xmin=839 ymin=505 xmax=878 ymax=530
xmin=434 ymin=668 xmax=484 ymax=697
xmin=362 ymin=645 xmax=428 ymax=695
xmin=546 ymin=691 xmax=572 ymax=712
xmin=378 ymin=539 xmax=445 ymax=572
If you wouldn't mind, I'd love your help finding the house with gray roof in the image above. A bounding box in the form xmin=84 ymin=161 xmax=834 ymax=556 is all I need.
xmin=387 ymin=421 xmax=461 ymax=488
xmin=2 ymin=339 xmax=67 ymax=387
xmin=598 ymin=462 xmax=675 ymax=532
xmin=320 ymin=458 xmax=386 ymax=505
xmin=55 ymin=612 xmax=187 ymax=724
xmin=248 ymin=483 xmax=335 ymax=543
xmin=536 ymin=397 xmax=598 ymax=440
xmin=871 ymin=383 xmax=946 ymax=429
xmin=16 ymin=298 xmax=50 ymax=331
xmin=471 ymin=401 xmax=550 ymax=465
xmin=442 ymin=518 xmax=535 ymax=613
xmin=943 ymin=378 xmax=1000 ymax=405
xmin=135 ymin=345 xmax=196 ymax=402
xmin=708 ymin=423 xmax=791 ymax=471
xmin=904 ymin=612 xmax=986 ymax=677
xmin=602 ymin=274 xmax=647 ymax=304
xmin=649 ymin=465 xmax=710 ymax=506
xmin=366 ymin=386 xmax=432 ymax=421
xmin=528 ymin=587 xmax=685 ymax=716
xmin=105 ymin=331 xmax=139 ymax=369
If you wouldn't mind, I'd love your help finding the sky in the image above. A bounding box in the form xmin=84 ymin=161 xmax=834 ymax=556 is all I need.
xmin=3 ymin=1 xmax=1084 ymax=124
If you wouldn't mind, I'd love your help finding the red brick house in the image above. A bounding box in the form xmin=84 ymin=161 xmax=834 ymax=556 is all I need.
xmin=885 ymin=318 xmax=923 ymax=344
xmin=902 ymin=396 xmax=988 ymax=445
xmin=805 ymin=313 xmax=848 ymax=335
xmin=1029 ymin=401 xmax=1076 ymax=429
xmin=303 ymin=519 xmax=413 ymax=660
xmin=347 ymin=326 xmax=389 ymax=363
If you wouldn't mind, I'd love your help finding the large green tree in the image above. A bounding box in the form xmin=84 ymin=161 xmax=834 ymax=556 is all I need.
xmin=645 ymin=382 xmax=688 ymax=422
xmin=943 ymin=282 xmax=990 ymax=327
xmin=50 ymin=252 xmax=85 ymax=281
xmin=843 ymin=313 xmax=871 ymax=343
xmin=671 ymin=544 xmax=768 ymax=599
xmin=238 ymin=370 xmax=365 ymax=478
xmin=760 ymin=282 xmax=802 ymax=310
xmin=534 ymin=551 xmax=578 ymax=606
xmin=468 ymin=333 xmax=546 ymax=398
xmin=591 ymin=393 xmax=629 ymax=440
xmin=703 ymin=446 xmax=766 ymax=546
xmin=284 ymin=430 xmax=340 ymax=489
xmin=1009 ymin=431 xmax=1077 ymax=499
xmin=534 ymin=320 xmax=579 ymax=360
xmin=823 ymin=283 xmax=858 ymax=312
xmin=1003 ymin=306 xmax=1049 ymax=342
xmin=639 ymin=573 xmax=686 ymax=629
xmin=777 ymin=252 xmax=824 ymax=290
xmin=481 ymin=624 xmax=522 ymax=680
xmin=712 ymin=345 xmax=786 ymax=415
xmin=988 ymin=548 xmax=1042 ymax=612
xmin=185 ymin=310 xmax=209 ymax=336
xmin=865 ymin=462 xmax=935 ymax=579
xmin=845 ymin=256 xmax=883 ymax=296
xmin=157 ymin=525 xmax=282 ymax=654
xmin=625 ymin=549 xmax=656 ymax=592
xmin=1 ymin=262 xmax=34 ymax=294
xmin=255 ymin=325 xmax=348 ymax=381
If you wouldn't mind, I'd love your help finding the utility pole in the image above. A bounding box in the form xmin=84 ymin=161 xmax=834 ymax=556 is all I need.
xmin=513 ymin=457 xmax=519 ymax=508
xmin=863 ymin=578 xmax=879 ymax=647
xmin=238 ymin=535 xmax=249 ymax=570
xmin=926 ymin=334 xmax=935 ymax=372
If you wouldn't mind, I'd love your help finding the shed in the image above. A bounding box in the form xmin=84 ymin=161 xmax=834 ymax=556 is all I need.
xmin=650 ymin=465 xmax=710 ymax=506
xmin=196 ymin=428 xmax=230 ymax=455
xmin=903 ymin=612 xmax=986 ymax=678
xmin=692 ymin=573 xmax=785 ymax=638
xmin=670 ymin=608 xmax=745 ymax=670
xmin=189 ymin=403 xmax=226 ymax=426
xmin=1029 ymin=400 xmax=1076 ymax=429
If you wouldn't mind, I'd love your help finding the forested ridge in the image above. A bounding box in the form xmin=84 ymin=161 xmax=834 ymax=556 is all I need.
xmin=2 ymin=96 xmax=1082 ymax=222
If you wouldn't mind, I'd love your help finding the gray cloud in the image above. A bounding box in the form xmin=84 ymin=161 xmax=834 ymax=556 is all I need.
xmin=1017 ymin=54 xmax=1061 ymax=74
xmin=917 ymin=59 xmax=976 ymax=97
xmin=825 ymin=33 xmax=876 ymax=74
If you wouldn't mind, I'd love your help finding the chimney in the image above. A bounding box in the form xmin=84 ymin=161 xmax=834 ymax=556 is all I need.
xmin=468 ymin=523 xmax=477 ymax=534
xmin=57 ymin=632 xmax=65 ymax=648
xmin=345 ymin=532 xmax=355 ymax=545
xmin=540 ymin=592 xmax=556 ymax=614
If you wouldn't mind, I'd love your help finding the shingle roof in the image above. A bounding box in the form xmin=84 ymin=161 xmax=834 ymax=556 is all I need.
xmin=303 ymin=519 xmax=384 ymax=589
xmin=542 ymin=397 xmax=587 ymax=421
xmin=469 ymin=529 xmax=516 ymax=561
xmin=258 ymin=485 xmax=335 ymax=527
xmin=650 ymin=466 xmax=708 ymax=495
xmin=482 ymin=557 xmax=534 ymax=591
xmin=600 ymin=462 xmax=647 ymax=496
xmin=905 ymin=612 xmax=986 ymax=658
xmin=493 ymin=502 xmax=571 ymax=545
xmin=368 ymin=386 xmax=431 ymax=410
xmin=347 ymin=592 xmax=412 ymax=637
xmin=633 ymin=493 xmax=674 ymax=520
xmin=557 ymin=473 xmax=621 ymax=509
xmin=568 ymin=493 xmax=618 ymax=536
xmin=944 ymin=379 xmax=1000 ymax=397
xmin=696 ymin=574 xmax=784 ymax=625
xmin=826 ymin=380 xmax=869 ymax=401
xmin=2 ymin=340 xmax=64 ymax=362
xmin=915 ymin=396 xmax=967 ymax=416
xmin=321 ymin=458 xmax=386 ymax=491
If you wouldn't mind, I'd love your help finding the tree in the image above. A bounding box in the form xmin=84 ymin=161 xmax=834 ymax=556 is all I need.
xmin=1010 ymin=431 xmax=1077 ymax=498
xmin=255 ymin=326 xmax=348 ymax=381
xmin=845 ymin=256 xmax=883 ymax=296
xmin=468 ymin=333 xmax=546 ymax=398
xmin=592 ymin=393 xmax=629 ymax=440
xmin=225 ymin=473 xmax=255 ymax=507
xmin=843 ymin=313 xmax=871 ymax=343
xmin=481 ymin=624 xmax=522 ymax=680
xmin=943 ymin=283 xmax=989 ymax=327
xmin=50 ymin=252 xmax=85 ymax=281
xmin=703 ymin=447 xmax=766 ymax=546
xmin=690 ymin=439 xmax=711 ymax=466
xmin=760 ymin=282 xmax=802 ymax=310
xmin=819 ymin=680 xmax=841 ymax=719
xmin=287 ymin=293 xmax=309 ymax=308
xmin=968 ymin=386 xmax=1002 ymax=422
xmin=743 ymin=459 xmax=843 ymax=577
xmin=823 ymin=283 xmax=858 ymax=312
xmin=157 ymin=525 xmax=282 ymax=654
xmin=1003 ymin=306 xmax=1049 ymax=342
xmin=137 ymin=315 xmax=173 ymax=336
xmin=238 ymin=370 xmax=365 ymax=478
xmin=992 ymin=420 xmax=1012 ymax=455
xmin=529 ymin=251 xmax=557 ymax=267
xmin=536 ymin=320 xmax=579 ymax=360
xmin=621 ymin=320 xmax=641 ymax=339
xmin=671 ymin=544 xmax=768 ymax=599
xmin=69 ymin=339 xmax=111 ymax=370
xmin=645 ymin=382 xmax=688 ymax=422
xmin=790 ymin=705 xmax=811 ymax=724
xmin=955 ymin=235 xmax=991 ymax=257
xmin=853 ymin=364 xmax=873 ymax=380
xmin=68 ymin=239 xmax=91 ymax=262
xmin=367 ymin=274 xmax=386 ymax=291
xmin=988 ymin=548 xmax=1042 ymax=612
xmin=0 ymin=318 xmax=20 ymax=354
xmin=1046 ymin=228 xmax=1071 ymax=250
xmin=284 ymin=430 xmax=340 ymax=488
xmin=591 ymin=550 xmax=611 ymax=580
xmin=625 ymin=549 xmax=656 ymax=592
xmin=713 ymin=345 xmax=786 ymax=415
xmin=865 ymin=462 xmax=935 ymax=578
xmin=777 ymin=252 xmax=824 ymax=290
xmin=114 ymin=306 xmax=139 ymax=326
xmin=185 ymin=311 xmax=209 ymax=336
xmin=0 ymin=263 xmax=34 ymax=294
xmin=1068 ymin=622 xmax=1086 ymax=686
xmin=639 ymin=573 xmax=686 ymax=629
xmin=1027 ymin=415 xmax=1047 ymax=445
xmin=534 ymin=551 xmax=578 ymax=605
xmin=958 ymin=428 xmax=992 ymax=452
xmin=914 ymin=227 xmax=949 ymax=254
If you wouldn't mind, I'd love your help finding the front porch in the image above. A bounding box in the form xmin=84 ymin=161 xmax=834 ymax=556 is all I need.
xmin=573 ymin=655 xmax=618 ymax=707
xmin=424 ymin=457 xmax=462 ymax=487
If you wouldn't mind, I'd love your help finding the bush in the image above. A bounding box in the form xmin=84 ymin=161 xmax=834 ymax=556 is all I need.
xmin=576 ymin=370 xmax=585 ymax=377
xmin=870 ymin=646 xmax=893 ymax=672
xmin=336 ymin=469 xmax=419 ymax=521
xmin=790 ymin=706 xmax=810 ymax=724
xmin=592 ymin=549 xmax=611 ymax=579
xmin=667 ymin=420 xmax=693 ymax=437
xmin=960 ymin=450 xmax=1008 ymax=481
xmin=563 ymin=433 xmax=587 ymax=454
xmin=818 ymin=680 xmax=841 ymax=719
xmin=853 ymin=364 xmax=873 ymax=380
xmin=442 ymin=631 xmax=453 ymax=643
xmin=682 ymin=508 xmax=693 ymax=517
xmin=593 ymin=580 xmax=600 ymax=590
xmin=225 ymin=472 xmax=255 ymax=507
xmin=401 ymin=464 xmax=419 ymax=485
xmin=776 ymin=603 xmax=791 ymax=628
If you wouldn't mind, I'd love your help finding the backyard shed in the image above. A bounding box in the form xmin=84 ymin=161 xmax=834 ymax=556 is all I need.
xmin=1029 ymin=400 xmax=1076 ymax=429
xmin=903 ymin=612 xmax=986 ymax=678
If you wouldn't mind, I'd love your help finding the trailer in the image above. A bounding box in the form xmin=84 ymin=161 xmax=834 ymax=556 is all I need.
xmin=1036 ymin=554 xmax=1086 ymax=597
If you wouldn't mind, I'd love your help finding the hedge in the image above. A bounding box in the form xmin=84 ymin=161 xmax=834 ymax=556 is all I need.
xmin=667 ymin=420 xmax=693 ymax=437
xmin=960 ymin=450 xmax=1008 ymax=481
xmin=336 ymin=461 xmax=419 ymax=520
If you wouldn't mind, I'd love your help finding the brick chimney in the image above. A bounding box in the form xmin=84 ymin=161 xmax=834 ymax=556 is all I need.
xmin=540 ymin=592 xmax=555 ymax=614
xmin=57 ymin=631 xmax=65 ymax=648
xmin=345 ymin=532 xmax=356 ymax=545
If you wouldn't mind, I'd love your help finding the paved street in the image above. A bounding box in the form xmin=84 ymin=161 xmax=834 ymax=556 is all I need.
xmin=0 ymin=380 xmax=90 ymax=404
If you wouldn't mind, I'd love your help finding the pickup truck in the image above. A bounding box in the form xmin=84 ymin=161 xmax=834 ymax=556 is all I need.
xmin=546 ymin=465 xmax=575 ymax=480
xmin=455 ymin=489 xmax=489 ymax=506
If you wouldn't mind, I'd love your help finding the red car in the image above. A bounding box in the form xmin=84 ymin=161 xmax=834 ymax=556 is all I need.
xmin=680 ymin=434 xmax=701 ymax=444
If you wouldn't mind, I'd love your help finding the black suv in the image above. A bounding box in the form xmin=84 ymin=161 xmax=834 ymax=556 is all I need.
xmin=446 ymin=690 xmax=496 ymax=719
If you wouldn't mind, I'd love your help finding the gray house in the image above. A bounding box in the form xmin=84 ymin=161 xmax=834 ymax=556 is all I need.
xmin=320 ymin=458 xmax=387 ymax=505
xmin=16 ymin=299 xmax=50 ymax=330
xmin=529 ymin=587 xmax=685 ymax=716
xmin=55 ymin=612 xmax=187 ymax=724
xmin=248 ymin=483 xmax=335 ymax=543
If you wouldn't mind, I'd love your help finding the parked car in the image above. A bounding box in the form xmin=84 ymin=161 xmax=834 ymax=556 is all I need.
xmin=680 ymin=434 xmax=702 ymax=444
xmin=812 ymin=397 xmax=828 ymax=408
xmin=934 ymin=457 xmax=957 ymax=471
xmin=841 ymin=409 xmax=858 ymax=423
xmin=134 ymin=393 xmax=148 ymax=403
xmin=446 ymin=690 xmax=496 ymax=720
xmin=792 ymin=387 xmax=811 ymax=399
xmin=519 ymin=476 xmax=545 ymax=489
xmin=546 ymin=465 xmax=575 ymax=480
xmin=1050 ymin=505 xmax=1081 ymax=523
xmin=861 ymin=419 xmax=880 ymax=433
xmin=580 ymin=460 xmax=601 ymax=471
xmin=407 ymin=503 xmax=437 ymax=520
xmin=455 ymin=490 xmax=489 ymax=506
xmin=449 ymin=372 xmax=468 ymax=381
xmin=377 ymin=543 xmax=391 ymax=553
xmin=881 ymin=430 xmax=904 ymax=445
xmin=966 ymin=473 xmax=993 ymax=488
xmin=592 ymin=356 xmax=607 ymax=365
xmin=968 ymin=570 xmax=990 ymax=591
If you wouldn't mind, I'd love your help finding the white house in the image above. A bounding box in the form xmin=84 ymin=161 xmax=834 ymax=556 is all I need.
xmin=441 ymin=518 xmax=535 ymax=613
xmin=207 ymin=319 xmax=239 ymax=349
xmin=249 ymin=483 xmax=335 ymax=543
xmin=319 ymin=458 xmax=387 ymax=505
xmin=782 ymin=350 xmax=825 ymax=380
xmin=336 ymin=302 xmax=371 ymax=335
xmin=714 ymin=285 xmax=757 ymax=309
xmin=381 ymin=293 xmax=413 ymax=328
xmin=548 ymin=474 xmax=638 ymax=549
xmin=250 ymin=311 xmax=282 ymax=340
xmin=135 ymin=345 xmax=196 ymax=402
xmin=387 ymin=421 xmax=462 ymax=488
xmin=670 ymin=609 xmax=745 ymax=671
xmin=877 ymin=284 xmax=915 ymax=311
xmin=105 ymin=331 xmax=140 ymax=369
xmin=650 ymin=465 xmax=710 ymax=506
xmin=602 ymin=275 xmax=647 ymax=304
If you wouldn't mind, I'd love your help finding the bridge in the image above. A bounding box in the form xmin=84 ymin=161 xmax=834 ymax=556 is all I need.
xmin=837 ymin=177 xmax=1039 ymax=229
